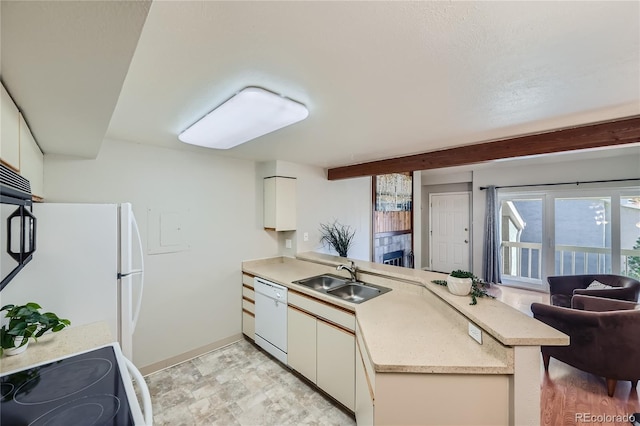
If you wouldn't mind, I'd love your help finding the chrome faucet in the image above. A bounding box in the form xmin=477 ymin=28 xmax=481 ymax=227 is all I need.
xmin=337 ymin=261 xmax=358 ymax=282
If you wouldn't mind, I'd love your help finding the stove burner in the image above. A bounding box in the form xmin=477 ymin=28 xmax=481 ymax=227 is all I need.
xmin=1 ymin=382 xmax=14 ymax=400
xmin=15 ymin=358 xmax=112 ymax=405
xmin=29 ymin=394 xmax=121 ymax=426
xmin=1 ymin=345 xmax=137 ymax=426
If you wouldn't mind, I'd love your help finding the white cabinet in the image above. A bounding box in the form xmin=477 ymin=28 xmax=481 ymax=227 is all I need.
xmin=287 ymin=306 xmax=317 ymax=383
xmin=1 ymin=84 xmax=20 ymax=171
xmin=317 ymin=320 xmax=355 ymax=411
xmin=241 ymin=274 xmax=256 ymax=340
xmin=287 ymin=291 xmax=356 ymax=412
xmin=19 ymin=114 xmax=44 ymax=198
xmin=1 ymin=83 xmax=44 ymax=199
xmin=264 ymin=176 xmax=296 ymax=231
xmin=242 ymin=311 xmax=255 ymax=340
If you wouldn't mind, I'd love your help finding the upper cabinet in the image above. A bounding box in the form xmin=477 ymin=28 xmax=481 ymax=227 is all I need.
xmin=1 ymin=83 xmax=44 ymax=200
xmin=264 ymin=176 xmax=296 ymax=231
xmin=1 ymin=84 xmax=21 ymax=171
xmin=19 ymin=113 xmax=44 ymax=199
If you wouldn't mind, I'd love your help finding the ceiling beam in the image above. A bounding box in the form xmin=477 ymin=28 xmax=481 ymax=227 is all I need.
xmin=327 ymin=115 xmax=640 ymax=180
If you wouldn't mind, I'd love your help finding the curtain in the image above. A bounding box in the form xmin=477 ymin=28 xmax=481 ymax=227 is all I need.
xmin=483 ymin=186 xmax=502 ymax=283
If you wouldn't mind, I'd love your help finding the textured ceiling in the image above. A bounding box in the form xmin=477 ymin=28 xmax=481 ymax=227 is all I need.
xmin=1 ymin=1 xmax=151 ymax=158
xmin=2 ymin=1 xmax=639 ymax=168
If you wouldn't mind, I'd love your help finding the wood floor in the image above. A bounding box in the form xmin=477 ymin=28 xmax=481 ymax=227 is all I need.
xmin=495 ymin=285 xmax=640 ymax=426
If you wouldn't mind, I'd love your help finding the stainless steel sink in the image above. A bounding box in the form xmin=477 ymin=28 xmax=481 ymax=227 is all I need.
xmin=293 ymin=274 xmax=350 ymax=291
xmin=293 ymin=274 xmax=391 ymax=304
xmin=327 ymin=283 xmax=385 ymax=304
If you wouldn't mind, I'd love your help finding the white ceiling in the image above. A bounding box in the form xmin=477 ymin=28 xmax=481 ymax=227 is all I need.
xmin=2 ymin=1 xmax=639 ymax=169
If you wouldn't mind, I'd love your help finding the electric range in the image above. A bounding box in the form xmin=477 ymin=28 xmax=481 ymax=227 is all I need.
xmin=1 ymin=343 xmax=146 ymax=425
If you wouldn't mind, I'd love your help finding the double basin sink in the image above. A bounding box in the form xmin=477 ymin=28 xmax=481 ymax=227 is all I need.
xmin=293 ymin=273 xmax=391 ymax=304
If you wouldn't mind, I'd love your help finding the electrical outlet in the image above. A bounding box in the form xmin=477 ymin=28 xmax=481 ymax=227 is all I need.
xmin=303 ymin=232 xmax=309 ymax=242
xmin=285 ymin=239 xmax=292 ymax=249
xmin=468 ymin=322 xmax=482 ymax=344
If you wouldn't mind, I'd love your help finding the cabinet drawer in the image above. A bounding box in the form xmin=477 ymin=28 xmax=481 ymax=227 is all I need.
xmin=242 ymin=286 xmax=255 ymax=301
xmin=242 ymin=274 xmax=255 ymax=287
xmin=289 ymin=291 xmax=355 ymax=331
xmin=242 ymin=298 xmax=255 ymax=314
xmin=242 ymin=311 xmax=255 ymax=340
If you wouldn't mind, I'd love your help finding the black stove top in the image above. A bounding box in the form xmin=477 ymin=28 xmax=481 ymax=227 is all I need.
xmin=1 ymin=345 xmax=135 ymax=426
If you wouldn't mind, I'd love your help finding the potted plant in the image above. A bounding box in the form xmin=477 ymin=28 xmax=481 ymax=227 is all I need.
xmin=432 ymin=271 xmax=495 ymax=305
xmin=0 ymin=303 xmax=70 ymax=356
xmin=446 ymin=270 xmax=474 ymax=296
xmin=319 ymin=220 xmax=356 ymax=258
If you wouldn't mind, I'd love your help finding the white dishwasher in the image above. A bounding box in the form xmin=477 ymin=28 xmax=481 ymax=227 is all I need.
xmin=254 ymin=277 xmax=288 ymax=364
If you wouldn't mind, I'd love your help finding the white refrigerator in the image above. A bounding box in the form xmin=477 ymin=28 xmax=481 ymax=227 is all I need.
xmin=1 ymin=203 xmax=144 ymax=360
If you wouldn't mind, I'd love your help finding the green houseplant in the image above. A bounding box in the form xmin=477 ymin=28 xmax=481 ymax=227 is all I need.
xmin=432 ymin=270 xmax=495 ymax=305
xmin=319 ymin=220 xmax=356 ymax=258
xmin=0 ymin=303 xmax=70 ymax=356
xmin=446 ymin=270 xmax=474 ymax=296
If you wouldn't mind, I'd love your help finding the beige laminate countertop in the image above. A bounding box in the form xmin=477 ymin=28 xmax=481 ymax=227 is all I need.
xmin=0 ymin=322 xmax=113 ymax=374
xmin=242 ymin=254 xmax=568 ymax=375
xmin=297 ymin=251 xmax=568 ymax=346
xmin=355 ymin=288 xmax=512 ymax=374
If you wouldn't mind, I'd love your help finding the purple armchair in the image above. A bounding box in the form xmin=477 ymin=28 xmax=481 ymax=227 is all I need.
xmin=531 ymin=295 xmax=640 ymax=397
xmin=548 ymin=274 xmax=640 ymax=308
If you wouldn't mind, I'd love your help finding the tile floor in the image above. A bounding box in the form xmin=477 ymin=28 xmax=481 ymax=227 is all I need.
xmin=143 ymin=338 xmax=356 ymax=425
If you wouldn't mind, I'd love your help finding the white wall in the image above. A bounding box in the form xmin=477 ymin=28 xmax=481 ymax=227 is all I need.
xmin=43 ymin=141 xmax=372 ymax=369
xmin=44 ymin=138 xmax=278 ymax=369
xmin=269 ymin=160 xmax=371 ymax=261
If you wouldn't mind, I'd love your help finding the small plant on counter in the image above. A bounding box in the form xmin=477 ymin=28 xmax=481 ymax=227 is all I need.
xmin=0 ymin=303 xmax=70 ymax=356
xmin=431 ymin=270 xmax=495 ymax=305
xmin=319 ymin=220 xmax=356 ymax=258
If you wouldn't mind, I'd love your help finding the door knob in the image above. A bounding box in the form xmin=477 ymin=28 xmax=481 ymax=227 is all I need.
xmin=464 ymin=240 xmax=469 ymax=243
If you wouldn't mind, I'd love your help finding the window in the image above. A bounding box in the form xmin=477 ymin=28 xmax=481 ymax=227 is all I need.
xmin=621 ymin=194 xmax=640 ymax=279
xmin=501 ymin=197 xmax=543 ymax=284
xmin=499 ymin=186 xmax=639 ymax=290
xmin=555 ymin=197 xmax=611 ymax=275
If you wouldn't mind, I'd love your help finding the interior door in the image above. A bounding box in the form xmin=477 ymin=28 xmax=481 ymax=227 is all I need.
xmin=429 ymin=192 xmax=470 ymax=273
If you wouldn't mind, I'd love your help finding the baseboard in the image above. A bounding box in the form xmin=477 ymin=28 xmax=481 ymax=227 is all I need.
xmin=139 ymin=333 xmax=243 ymax=376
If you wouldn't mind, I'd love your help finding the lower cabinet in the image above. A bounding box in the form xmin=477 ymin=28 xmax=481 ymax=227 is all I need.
xmin=242 ymin=311 xmax=255 ymax=340
xmin=287 ymin=307 xmax=317 ymax=382
xmin=242 ymin=274 xmax=256 ymax=341
xmin=317 ymin=319 xmax=355 ymax=411
xmin=287 ymin=293 xmax=356 ymax=412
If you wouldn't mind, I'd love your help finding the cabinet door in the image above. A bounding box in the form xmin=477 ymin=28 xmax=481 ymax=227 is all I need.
xmin=19 ymin=114 xmax=44 ymax=198
xmin=287 ymin=306 xmax=317 ymax=383
xmin=242 ymin=311 xmax=255 ymax=341
xmin=317 ymin=319 xmax=355 ymax=410
xmin=356 ymin=341 xmax=374 ymax=425
xmin=1 ymin=84 xmax=20 ymax=171
xmin=263 ymin=177 xmax=296 ymax=231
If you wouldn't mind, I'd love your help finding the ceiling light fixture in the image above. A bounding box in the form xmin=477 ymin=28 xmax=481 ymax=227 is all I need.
xmin=178 ymin=86 xmax=309 ymax=149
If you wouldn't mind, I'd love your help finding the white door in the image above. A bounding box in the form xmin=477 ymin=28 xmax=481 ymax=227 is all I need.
xmin=430 ymin=193 xmax=470 ymax=273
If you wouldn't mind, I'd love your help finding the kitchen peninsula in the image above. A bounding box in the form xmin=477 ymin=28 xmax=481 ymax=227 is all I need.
xmin=242 ymin=253 xmax=568 ymax=426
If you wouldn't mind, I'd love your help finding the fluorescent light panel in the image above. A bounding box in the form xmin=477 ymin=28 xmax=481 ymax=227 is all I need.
xmin=178 ymin=87 xmax=309 ymax=149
